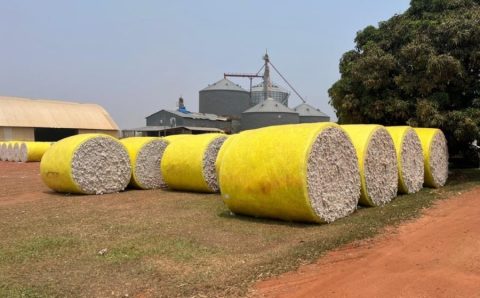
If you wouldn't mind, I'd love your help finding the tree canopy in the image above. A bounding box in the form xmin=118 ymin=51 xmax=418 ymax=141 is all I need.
xmin=329 ymin=0 xmax=480 ymax=165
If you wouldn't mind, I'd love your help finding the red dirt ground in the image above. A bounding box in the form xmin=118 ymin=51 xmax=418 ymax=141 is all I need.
xmin=254 ymin=188 xmax=480 ymax=298
xmin=0 ymin=161 xmax=49 ymax=206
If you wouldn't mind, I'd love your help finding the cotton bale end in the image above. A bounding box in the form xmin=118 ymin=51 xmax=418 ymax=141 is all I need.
xmin=120 ymin=137 xmax=169 ymax=189
xmin=386 ymin=126 xmax=424 ymax=194
xmin=414 ymin=128 xmax=449 ymax=188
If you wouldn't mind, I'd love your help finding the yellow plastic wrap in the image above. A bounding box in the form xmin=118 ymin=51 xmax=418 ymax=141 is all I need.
xmin=341 ymin=124 xmax=395 ymax=206
xmin=20 ymin=142 xmax=53 ymax=162
xmin=218 ymin=123 xmax=359 ymax=223
xmin=161 ymin=133 xmax=226 ymax=193
xmin=120 ymin=137 xmax=166 ymax=189
xmin=414 ymin=128 xmax=448 ymax=188
xmin=215 ymin=134 xmax=237 ymax=177
xmin=40 ymin=134 xmax=126 ymax=194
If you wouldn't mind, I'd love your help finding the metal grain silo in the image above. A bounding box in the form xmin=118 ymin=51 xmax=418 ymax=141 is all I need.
xmin=199 ymin=78 xmax=250 ymax=117
xmin=294 ymin=103 xmax=330 ymax=123
xmin=250 ymin=81 xmax=290 ymax=106
xmin=241 ymin=98 xmax=299 ymax=131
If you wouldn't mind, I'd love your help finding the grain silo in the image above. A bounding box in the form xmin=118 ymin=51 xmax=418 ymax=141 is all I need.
xmin=240 ymin=98 xmax=299 ymax=131
xmin=294 ymin=103 xmax=330 ymax=123
xmin=199 ymin=78 xmax=250 ymax=117
xmin=250 ymin=82 xmax=290 ymax=106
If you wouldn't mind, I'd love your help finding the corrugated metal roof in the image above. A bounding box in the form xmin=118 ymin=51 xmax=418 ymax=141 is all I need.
xmin=242 ymin=98 xmax=298 ymax=114
xmin=200 ymin=78 xmax=248 ymax=92
xmin=165 ymin=110 xmax=229 ymax=121
xmin=127 ymin=126 xmax=224 ymax=132
xmin=251 ymin=81 xmax=290 ymax=94
xmin=126 ymin=126 xmax=169 ymax=132
xmin=183 ymin=126 xmax=224 ymax=132
xmin=294 ymin=103 xmax=330 ymax=117
xmin=0 ymin=96 xmax=119 ymax=130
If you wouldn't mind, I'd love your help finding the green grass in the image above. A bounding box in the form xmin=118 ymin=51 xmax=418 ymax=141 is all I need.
xmin=0 ymin=169 xmax=478 ymax=297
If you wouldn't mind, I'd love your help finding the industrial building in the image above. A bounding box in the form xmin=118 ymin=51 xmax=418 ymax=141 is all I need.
xmin=124 ymin=97 xmax=231 ymax=137
xmin=0 ymin=96 xmax=119 ymax=141
xmin=123 ymin=125 xmax=224 ymax=137
xmin=126 ymin=53 xmax=331 ymax=136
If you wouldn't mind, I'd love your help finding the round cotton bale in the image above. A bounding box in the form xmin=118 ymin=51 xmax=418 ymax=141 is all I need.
xmin=19 ymin=142 xmax=53 ymax=162
xmin=1 ymin=142 xmax=11 ymax=161
xmin=6 ymin=142 xmax=17 ymax=162
xmin=218 ymin=123 xmax=361 ymax=224
xmin=414 ymin=128 xmax=449 ymax=188
xmin=341 ymin=125 xmax=398 ymax=206
xmin=386 ymin=126 xmax=424 ymax=194
xmin=0 ymin=142 xmax=6 ymax=161
xmin=161 ymin=133 xmax=227 ymax=193
xmin=120 ymin=137 xmax=169 ymax=189
xmin=40 ymin=134 xmax=131 ymax=195
xmin=13 ymin=142 xmax=22 ymax=162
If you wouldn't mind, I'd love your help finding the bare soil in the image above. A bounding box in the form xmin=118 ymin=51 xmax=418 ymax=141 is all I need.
xmin=254 ymin=187 xmax=480 ymax=297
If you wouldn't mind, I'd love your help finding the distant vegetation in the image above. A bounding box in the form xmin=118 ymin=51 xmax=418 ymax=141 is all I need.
xmin=329 ymin=0 xmax=480 ymax=165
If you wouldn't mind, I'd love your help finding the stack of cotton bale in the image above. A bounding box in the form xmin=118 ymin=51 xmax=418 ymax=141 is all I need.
xmin=216 ymin=123 xmax=449 ymax=224
xmin=18 ymin=142 xmax=53 ymax=162
xmin=0 ymin=141 xmax=53 ymax=162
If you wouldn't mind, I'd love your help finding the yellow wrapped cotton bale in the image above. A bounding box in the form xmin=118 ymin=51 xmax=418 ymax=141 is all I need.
xmin=18 ymin=142 xmax=53 ymax=162
xmin=4 ymin=142 xmax=11 ymax=161
xmin=0 ymin=142 xmax=6 ymax=161
xmin=41 ymin=134 xmax=131 ymax=195
xmin=161 ymin=133 xmax=227 ymax=193
xmin=414 ymin=128 xmax=449 ymax=188
xmin=13 ymin=143 xmax=21 ymax=162
xmin=219 ymin=123 xmax=361 ymax=223
xmin=7 ymin=142 xmax=19 ymax=162
xmin=341 ymin=125 xmax=398 ymax=206
xmin=1 ymin=142 xmax=12 ymax=161
xmin=120 ymin=137 xmax=169 ymax=189
xmin=386 ymin=126 xmax=424 ymax=194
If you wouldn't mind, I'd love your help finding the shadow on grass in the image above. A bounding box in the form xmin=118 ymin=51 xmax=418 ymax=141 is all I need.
xmin=217 ymin=210 xmax=318 ymax=228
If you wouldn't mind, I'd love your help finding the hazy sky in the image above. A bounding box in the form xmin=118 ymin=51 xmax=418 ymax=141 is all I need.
xmin=0 ymin=1 xmax=410 ymax=129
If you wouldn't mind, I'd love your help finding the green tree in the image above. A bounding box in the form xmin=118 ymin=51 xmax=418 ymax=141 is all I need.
xmin=329 ymin=0 xmax=480 ymax=165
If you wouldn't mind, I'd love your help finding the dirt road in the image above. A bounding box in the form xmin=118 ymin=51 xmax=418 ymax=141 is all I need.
xmin=254 ymin=188 xmax=480 ymax=298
